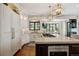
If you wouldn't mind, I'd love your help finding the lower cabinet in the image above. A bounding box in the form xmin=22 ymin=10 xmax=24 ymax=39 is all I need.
xmin=36 ymin=44 xmax=79 ymax=56
xmin=69 ymin=45 xmax=79 ymax=56
xmin=36 ymin=44 xmax=48 ymax=56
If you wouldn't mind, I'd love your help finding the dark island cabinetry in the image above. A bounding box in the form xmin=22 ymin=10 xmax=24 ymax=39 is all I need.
xmin=36 ymin=44 xmax=79 ymax=56
xmin=36 ymin=44 xmax=48 ymax=56
xmin=69 ymin=45 xmax=79 ymax=56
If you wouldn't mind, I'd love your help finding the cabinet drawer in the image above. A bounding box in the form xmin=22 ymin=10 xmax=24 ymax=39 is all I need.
xmin=70 ymin=45 xmax=79 ymax=47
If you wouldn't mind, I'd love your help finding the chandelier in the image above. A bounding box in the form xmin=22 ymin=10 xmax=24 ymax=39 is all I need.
xmin=54 ymin=3 xmax=63 ymax=15
xmin=48 ymin=3 xmax=63 ymax=20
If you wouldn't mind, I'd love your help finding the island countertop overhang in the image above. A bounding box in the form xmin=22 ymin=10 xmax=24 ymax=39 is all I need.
xmin=35 ymin=36 xmax=79 ymax=44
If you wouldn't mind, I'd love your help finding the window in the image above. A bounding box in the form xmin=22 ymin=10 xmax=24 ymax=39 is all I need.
xmin=42 ymin=23 xmax=59 ymax=34
xmin=29 ymin=21 xmax=40 ymax=31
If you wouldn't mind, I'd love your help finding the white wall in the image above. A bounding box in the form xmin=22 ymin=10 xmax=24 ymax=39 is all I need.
xmin=0 ymin=4 xmax=22 ymax=56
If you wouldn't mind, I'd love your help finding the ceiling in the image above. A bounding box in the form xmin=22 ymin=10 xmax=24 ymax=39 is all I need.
xmin=19 ymin=3 xmax=79 ymax=16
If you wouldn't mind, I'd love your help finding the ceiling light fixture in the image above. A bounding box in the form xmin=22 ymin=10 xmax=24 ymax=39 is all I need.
xmin=54 ymin=3 xmax=63 ymax=16
xmin=48 ymin=3 xmax=63 ymax=21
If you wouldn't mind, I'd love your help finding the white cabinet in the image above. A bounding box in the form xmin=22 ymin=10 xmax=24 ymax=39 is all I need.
xmin=0 ymin=4 xmax=12 ymax=56
xmin=0 ymin=4 xmax=21 ymax=56
xmin=0 ymin=4 xmax=1 ymax=55
xmin=11 ymin=10 xmax=21 ymax=55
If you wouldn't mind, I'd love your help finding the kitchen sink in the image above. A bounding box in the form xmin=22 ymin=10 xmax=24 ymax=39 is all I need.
xmin=42 ymin=33 xmax=56 ymax=37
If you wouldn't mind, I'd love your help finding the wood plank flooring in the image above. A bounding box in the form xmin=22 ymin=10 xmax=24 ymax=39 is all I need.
xmin=15 ymin=43 xmax=35 ymax=56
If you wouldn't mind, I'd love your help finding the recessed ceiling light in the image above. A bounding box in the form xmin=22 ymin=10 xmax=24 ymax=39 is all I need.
xmin=24 ymin=16 xmax=28 ymax=20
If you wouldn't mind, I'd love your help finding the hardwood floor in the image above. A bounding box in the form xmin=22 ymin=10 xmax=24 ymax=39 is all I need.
xmin=15 ymin=43 xmax=35 ymax=56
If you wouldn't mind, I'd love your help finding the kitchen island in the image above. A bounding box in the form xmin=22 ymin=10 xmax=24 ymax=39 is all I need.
xmin=35 ymin=36 xmax=79 ymax=56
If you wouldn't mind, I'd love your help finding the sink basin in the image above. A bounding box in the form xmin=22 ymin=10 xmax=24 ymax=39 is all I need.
xmin=42 ymin=33 xmax=56 ymax=37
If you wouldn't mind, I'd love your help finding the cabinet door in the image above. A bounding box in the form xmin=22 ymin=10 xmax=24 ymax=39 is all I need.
xmin=11 ymin=11 xmax=21 ymax=55
xmin=36 ymin=44 xmax=48 ymax=56
xmin=0 ymin=4 xmax=21 ymax=56
xmin=0 ymin=4 xmax=12 ymax=56
xmin=69 ymin=45 xmax=79 ymax=56
xmin=0 ymin=4 xmax=2 ymax=55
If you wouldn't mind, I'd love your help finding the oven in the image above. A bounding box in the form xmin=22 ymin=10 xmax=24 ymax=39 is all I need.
xmin=48 ymin=45 xmax=69 ymax=56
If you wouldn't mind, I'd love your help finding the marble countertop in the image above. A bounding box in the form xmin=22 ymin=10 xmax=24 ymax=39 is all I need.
xmin=35 ymin=36 xmax=79 ymax=44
